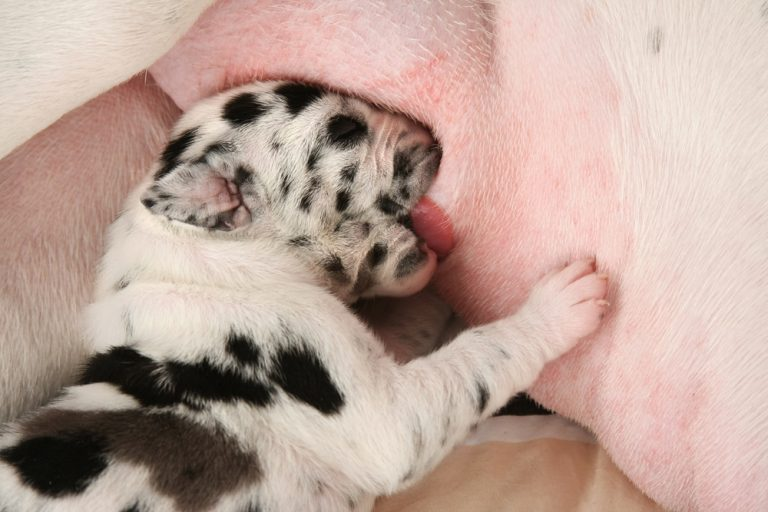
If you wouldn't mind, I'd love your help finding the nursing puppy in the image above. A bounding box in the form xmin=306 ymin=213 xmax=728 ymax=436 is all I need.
xmin=0 ymin=81 xmax=609 ymax=511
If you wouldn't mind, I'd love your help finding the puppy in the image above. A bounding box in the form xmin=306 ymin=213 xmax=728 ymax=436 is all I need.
xmin=0 ymin=81 xmax=609 ymax=511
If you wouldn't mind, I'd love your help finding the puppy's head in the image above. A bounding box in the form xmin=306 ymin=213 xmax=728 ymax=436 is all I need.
xmin=139 ymin=81 xmax=441 ymax=301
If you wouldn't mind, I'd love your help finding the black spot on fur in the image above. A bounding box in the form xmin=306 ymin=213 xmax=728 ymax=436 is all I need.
xmin=351 ymin=267 xmax=372 ymax=296
xmin=234 ymin=165 xmax=253 ymax=186
xmin=299 ymin=192 xmax=313 ymax=211
xmin=141 ymin=197 xmax=156 ymax=209
xmin=120 ymin=504 xmax=141 ymax=512
xmin=155 ymin=127 xmax=198 ymax=180
xmin=335 ymin=190 xmax=350 ymax=212
xmin=307 ymin=147 xmax=321 ymax=172
xmin=395 ymin=247 xmax=426 ymax=278
xmin=327 ymin=115 xmax=367 ymax=148
xmin=495 ymin=393 xmax=553 ymax=417
xmin=322 ymin=255 xmax=347 ymax=282
xmin=340 ymin=163 xmax=358 ymax=183
xmin=241 ymin=504 xmax=262 ymax=512
xmin=648 ymin=27 xmax=663 ymax=54
xmin=299 ymin=176 xmax=321 ymax=212
xmin=367 ymin=243 xmax=388 ymax=267
xmin=289 ymin=235 xmax=311 ymax=247
xmin=226 ymin=332 xmax=262 ymax=366
xmin=270 ymin=346 xmax=345 ymax=415
xmin=396 ymin=213 xmax=413 ymax=230
xmin=280 ymin=173 xmax=292 ymax=197
xmin=115 ymin=276 xmax=131 ymax=291
xmin=0 ymin=432 xmax=108 ymax=497
xmin=323 ymin=255 xmax=343 ymax=273
xmin=393 ymin=151 xmax=412 ymax=180
xmin=80 ymin=346 xmax=274 ymax=408
xmin=377 ymin=194 xmax=402 ymax=216
xmin=288 ymin=235 xmax=311 ymax=247
xmin=79 ymin=346 xmax=177 ymax=407
xmin=399 ymin=185 xmax=411 ymax=201
xmin=223 ymin=93 xmax=267 ymax=126
xmin=475 ymin=381 xmax=489 ymax=414
xmin=166 ymin=359 xmax=274 ymax=407
xmin=275 ymin=82 xmax=324 ymax=116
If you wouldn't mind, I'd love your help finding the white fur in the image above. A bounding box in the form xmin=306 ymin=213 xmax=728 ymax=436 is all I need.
xmin=53 ymin=384 xmax=141 ymax=412
xmin=0 ymin=0 xmax=213 ymax=159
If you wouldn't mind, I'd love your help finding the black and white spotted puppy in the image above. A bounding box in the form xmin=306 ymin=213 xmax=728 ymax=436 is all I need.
xmin=0 ymin=81 xmax=609 ymax=511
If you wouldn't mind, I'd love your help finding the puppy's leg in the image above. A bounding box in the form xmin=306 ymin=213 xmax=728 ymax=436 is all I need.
xmin=282 ymin=260 xmax=608 ymax=498
xmin=383 ymin=259 xmax=608 ymax=490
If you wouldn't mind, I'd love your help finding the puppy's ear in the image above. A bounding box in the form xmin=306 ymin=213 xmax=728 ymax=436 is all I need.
xmin=140 ymin=160 xmax=261 ymax=231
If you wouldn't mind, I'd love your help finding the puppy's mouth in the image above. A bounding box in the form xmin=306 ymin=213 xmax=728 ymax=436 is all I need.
xmin=410 ymin=196 xmax=454 ymax=260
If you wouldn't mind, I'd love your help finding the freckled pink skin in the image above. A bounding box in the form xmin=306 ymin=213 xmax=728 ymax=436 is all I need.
xmin=3 ymin=2 xmax=765 ymax=511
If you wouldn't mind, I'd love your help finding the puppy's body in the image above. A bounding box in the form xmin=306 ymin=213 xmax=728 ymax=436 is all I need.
xmin=0 ymin=82 xmax=608 ymax=511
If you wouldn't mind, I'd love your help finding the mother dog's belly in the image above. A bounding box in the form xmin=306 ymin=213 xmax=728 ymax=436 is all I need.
xmin=425 ymin=4 xmax=768 ymax=511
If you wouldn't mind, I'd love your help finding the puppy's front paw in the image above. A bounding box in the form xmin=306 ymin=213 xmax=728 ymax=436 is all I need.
xmin=520 ymin=258 xmax=609 ymax=359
